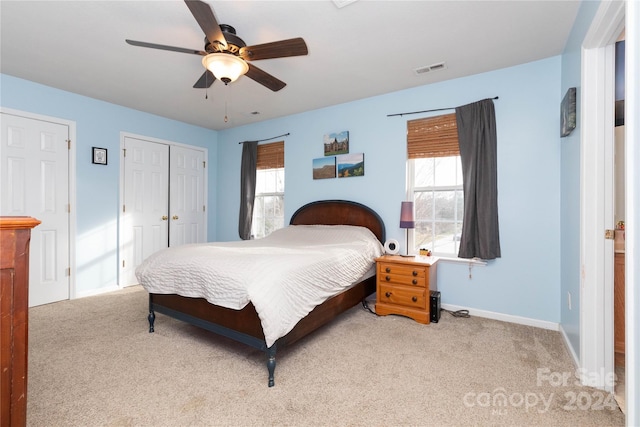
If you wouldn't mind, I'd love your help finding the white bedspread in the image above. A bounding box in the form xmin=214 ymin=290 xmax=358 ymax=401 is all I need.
xmin=135 ymin=224 xmax=384 ymax=347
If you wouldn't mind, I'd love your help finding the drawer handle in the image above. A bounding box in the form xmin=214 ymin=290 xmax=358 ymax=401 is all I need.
xmin=412 ymin=296 xmax=418 ymax=302
xmin=412 ymin=279 xmax=418 ymax=285
xmin=385 ymin=275 xmax=391 ymax=281
xmin=385 ymin=267 xmax=391 ymax=273
xmin=385 ymin=292 xmax=392 ymax=298
xmin=412 ymin=271 xmax=418 ymax=276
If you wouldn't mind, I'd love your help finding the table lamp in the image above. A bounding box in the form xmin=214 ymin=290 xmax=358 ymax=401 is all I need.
xmin=400 ymin=201 xmax=415 ymax=256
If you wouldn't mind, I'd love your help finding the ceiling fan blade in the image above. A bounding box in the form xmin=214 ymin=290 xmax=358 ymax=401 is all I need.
xmin=193 ymin=70 xmax=216 ymax=88
xmin=126 ymin=39 xmax=206 ymax=56
xmin=245 ymin=64 xmax=286 ymax=92
xmin=240 ymin=38 xmax=308 ymax=61
xmin=184 ymin=0 xmax=226 ymax=48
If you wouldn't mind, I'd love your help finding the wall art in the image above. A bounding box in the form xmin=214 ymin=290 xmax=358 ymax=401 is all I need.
xmin=312 ymin=156 xmax=336 ymax=179
xmin=560 ymin=87 xmax=576 ymax=137
xmin=323 ymin=131 xmax=349 ymax=156
xmin=337 ymin=153 xmax=364 ymax=178
xmin=92 ymin=147 xmax=107 ymax=165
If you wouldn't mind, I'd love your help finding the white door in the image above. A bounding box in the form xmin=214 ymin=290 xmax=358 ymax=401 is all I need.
xmin=120 ymin=136 xmax=170 ymax=286
xmin=120 ymin=135 xmax=207 ymax=286
xmin=0 ymin=112 xmax=70 ymax=306
xmin=169 ymin=145 xmax=206 ymax=246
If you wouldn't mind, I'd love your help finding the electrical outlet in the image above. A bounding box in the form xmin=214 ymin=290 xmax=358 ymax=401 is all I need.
xmin=567 ymin=291 xmax=572 ymax=310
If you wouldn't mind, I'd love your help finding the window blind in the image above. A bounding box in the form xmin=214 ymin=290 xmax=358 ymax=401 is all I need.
xmin=256 ymin=141 xmax=284 ymax=170
xmin=407 ymin=113 xmax=459 ymax=158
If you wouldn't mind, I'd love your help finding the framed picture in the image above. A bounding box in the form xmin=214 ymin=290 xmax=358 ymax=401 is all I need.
xmin=560 ymin=87 xmax=576 ymax=137
xmin=323 ymin=131 xmax=349 ymax=156
xmin=92 ymin=147 xmax=107 ymax=165
xmin=312 ymin=156 xmax=336 ymax=179
xmin=337 ymin=153 xmax=364 ymax=178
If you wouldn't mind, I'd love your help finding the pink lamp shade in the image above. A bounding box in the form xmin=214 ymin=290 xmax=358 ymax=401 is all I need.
xmin=400 ymin=201 xmax=415 ymax=229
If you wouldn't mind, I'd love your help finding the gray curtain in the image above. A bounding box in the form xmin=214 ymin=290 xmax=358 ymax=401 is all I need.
xmin=456 ymin=98 xmax=501 ymax=259
xmin=238 ymin=141 xmax=258 ymax=240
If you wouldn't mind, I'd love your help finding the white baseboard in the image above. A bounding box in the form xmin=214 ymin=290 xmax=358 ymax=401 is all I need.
xmin=558 ymin=323 xmax=580 ymax=369
xmin=75 ymin=285 xmax=122 ymax=299
xmin=441 ymin=303 xmax=560 ymax=331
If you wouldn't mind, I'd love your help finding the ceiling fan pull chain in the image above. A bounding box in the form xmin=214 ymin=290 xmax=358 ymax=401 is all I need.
xmin=205 ymin=72 xmax=209 ymax=99
xmin=224 ymin=83 xmax=232 ymax=123
xmin=224 ymin=100 xmax=228 ymax=123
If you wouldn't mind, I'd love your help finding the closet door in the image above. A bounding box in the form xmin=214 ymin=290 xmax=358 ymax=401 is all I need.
xmin=169 ymin=145 xmax=206 ymax=246
xmin=121 ymin=136 xmax=169 ymax=287
xmin=120 ymin=136 xmax=207 ymax=287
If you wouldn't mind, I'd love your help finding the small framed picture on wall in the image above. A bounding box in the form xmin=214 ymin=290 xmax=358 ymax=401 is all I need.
xmin=92 ymin=147 xmax=107 ymax=165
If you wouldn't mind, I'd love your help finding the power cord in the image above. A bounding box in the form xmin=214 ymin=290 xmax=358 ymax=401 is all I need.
xmin=441 ymin=308 xmax=470 ymax=318
xmin=362 ymin=299 xmax=470 ymax=320
xmin=361 ymin=299 xmax=380 ymax=316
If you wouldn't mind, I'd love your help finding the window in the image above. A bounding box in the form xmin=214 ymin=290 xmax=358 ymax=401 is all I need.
xmin=407 ymin=113 xmax=463 ymax=256
xmin=408 ymin=156 xmax=463 ymax=256
xmin=251 ymin=141 xmax=284 ymax=239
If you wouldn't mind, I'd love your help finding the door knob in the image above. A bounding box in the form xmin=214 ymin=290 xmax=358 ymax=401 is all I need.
xmin=172 ymin=215 xmax=179 ymax=220
xmin=161 ymin=215 xmax=168 ymax=221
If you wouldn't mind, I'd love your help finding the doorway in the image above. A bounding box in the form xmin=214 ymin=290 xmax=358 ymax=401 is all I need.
xmin=0 ymin=108 xmax=76 ymax=307
xmin=579 ymin=0 xmax=626 ymax=397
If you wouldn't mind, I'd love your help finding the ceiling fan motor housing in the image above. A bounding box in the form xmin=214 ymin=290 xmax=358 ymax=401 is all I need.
xmin=206 ymin=24 xmax=246 ymax=55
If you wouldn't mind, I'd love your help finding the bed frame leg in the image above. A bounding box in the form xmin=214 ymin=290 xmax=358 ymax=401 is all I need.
xmin=267 ymin=346 xmax=276 ymax=387
xmin=148 ymin=310 xmax=155 ymax=333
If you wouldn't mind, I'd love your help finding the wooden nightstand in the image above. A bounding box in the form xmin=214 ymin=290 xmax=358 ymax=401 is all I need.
xmin=375 ymin=255 xmax=438 ymax=324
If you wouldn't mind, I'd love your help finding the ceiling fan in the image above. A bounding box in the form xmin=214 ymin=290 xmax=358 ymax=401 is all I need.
xmin=125 ymin=0 xmax=308 ymax=92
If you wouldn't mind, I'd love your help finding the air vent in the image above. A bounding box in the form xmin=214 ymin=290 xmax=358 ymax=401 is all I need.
xmin=415 ymin=62 xmax=447 ymax=75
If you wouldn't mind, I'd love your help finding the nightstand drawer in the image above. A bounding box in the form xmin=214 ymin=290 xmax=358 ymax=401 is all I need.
xmin=379 ymin=272 xmax=425 ymax=287
xmin=378 ymin=262 xmax=425 ymax=280
xmin=378 ymin=283 xmax=426 ymax=309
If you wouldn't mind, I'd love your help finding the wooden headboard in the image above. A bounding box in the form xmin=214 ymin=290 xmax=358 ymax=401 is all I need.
xmin=289 ymin=200 xmax=386 ymax=243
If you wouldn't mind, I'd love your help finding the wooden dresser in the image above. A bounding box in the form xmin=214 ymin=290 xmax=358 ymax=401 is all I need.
xmin=375 ymin=255 xmax=438 ymax=324
xmin=1 ymin=216 xmax=40 ymax=427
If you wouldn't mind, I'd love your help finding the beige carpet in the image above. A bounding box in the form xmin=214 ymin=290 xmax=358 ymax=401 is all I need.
xmin=27 ymin=286 xmax=625 ymax=426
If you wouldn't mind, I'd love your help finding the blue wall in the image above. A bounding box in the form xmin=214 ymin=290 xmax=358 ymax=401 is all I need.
xmin=217 ymin=57 xmax=563 ymax=323
xmin=2 ymin=55 xmax=564 ymax=323
xmin=0 ymin=74 xmax=218 ymax=294
xmin=559 ymin=0 xmax=602 ymax=361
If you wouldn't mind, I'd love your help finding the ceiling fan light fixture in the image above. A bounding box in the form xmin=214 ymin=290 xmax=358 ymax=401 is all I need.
xmin=202 ymin=53 xmax=249 ymax=84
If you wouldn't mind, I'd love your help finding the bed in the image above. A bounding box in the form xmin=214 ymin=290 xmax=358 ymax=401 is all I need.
xmin=136 ymin=200 xmax=385 ymax=386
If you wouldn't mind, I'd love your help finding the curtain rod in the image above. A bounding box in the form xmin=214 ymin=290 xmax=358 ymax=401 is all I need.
xmin=387 ymin=96 xmax=499 ymax=118
xmin=238 ymin=132 xmax=290 ymax=144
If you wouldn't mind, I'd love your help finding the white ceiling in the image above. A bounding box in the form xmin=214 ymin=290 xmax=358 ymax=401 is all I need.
xmin=0 ymin=0 xmax=580 ymax=131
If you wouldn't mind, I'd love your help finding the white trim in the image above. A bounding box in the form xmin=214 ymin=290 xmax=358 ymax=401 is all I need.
xmin=559 ymin=324 xmax=580 ymax=369
xmin=580 ymin=44 xmax=608 ymax=388
xmin=436 ymin=256 xmax=487 ymax=266
xmin=583 ymin=1 xmax=625 ymax=48
xmin=0 ymin=107 xmax=77 ymax=301
xmin=579 ymin=0 xmax=624 ymax=393
xmin=441 ymin=303 xmax=559 ymax=331
xmin=624 ymin=1 xmax=640 ymax=424
xmin=75 ymin=285 xmax=121 ymax=299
